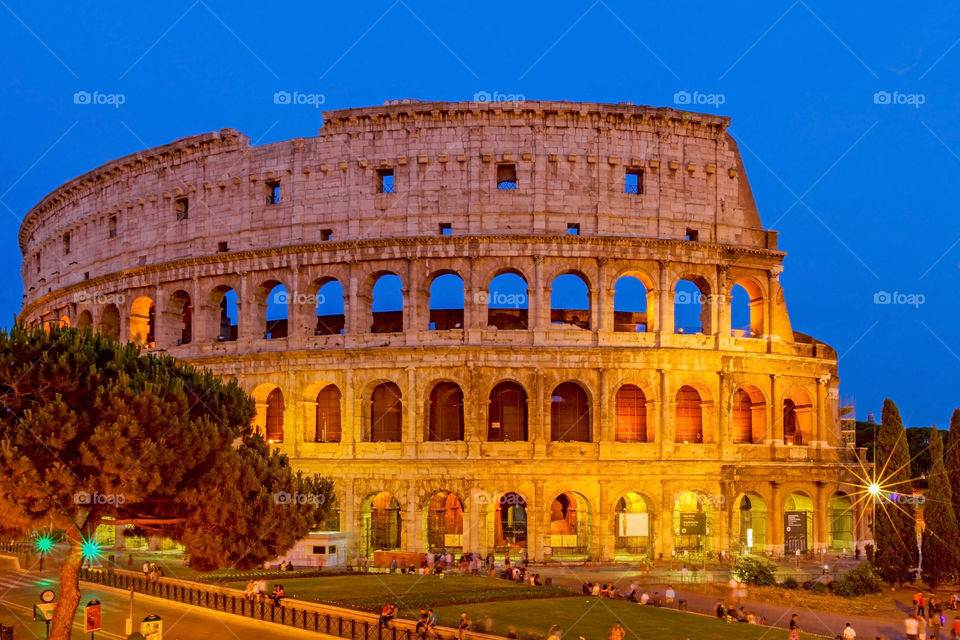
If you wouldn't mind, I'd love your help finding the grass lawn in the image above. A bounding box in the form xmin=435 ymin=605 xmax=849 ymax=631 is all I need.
xmin=224 ymin=573 xmax=569 ymax=615
xmin=431 ymin=597 xmax=826 ymax=640
xmin=676 ymin=581 xmax=898 ymax=618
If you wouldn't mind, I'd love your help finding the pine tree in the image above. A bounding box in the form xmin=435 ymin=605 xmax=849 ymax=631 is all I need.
xmin=0 ymin=325 xmax=333 ymax=640
xmin=872 ymin=399 xmax=919 ymax=587
xmin=921 ymin=427 xmax=959 ymax=588
xmin=946 ymin=409 xmax=960 ymax=529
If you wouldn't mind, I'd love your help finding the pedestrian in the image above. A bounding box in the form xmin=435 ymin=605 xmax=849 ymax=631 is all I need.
xmin=142 ymin=561 xmax=150 ymax=577
xmin=841 ymin=621 xmax=856 ymax=639
xmin=270 ymin=584 xmax=285 ymax=607
xmin=390 ymin=557 xmax=398 ymax=574
xmin=665 ymin=585 xmax=675 ymax=606
xmin=378 ymin=603 xmax=396 ymax=628
xmin=789 ymin=613 xmax=800 ymax=632
xmin=680 ymin=565 xmax=688 ymax=583
xmin=457 ymin=613 xmax=471 ymax=640
xmin=905 ymin=613 xmax=919 ymax=640
xmin=609 ymin=622 xmax=625 ymax=640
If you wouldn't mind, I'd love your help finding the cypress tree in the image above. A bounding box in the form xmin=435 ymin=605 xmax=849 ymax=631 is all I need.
xmin=946 ymin=409 xmax=960 ymax=528
xmin=872 ymin=399 xmax=919 ymax=587
xmin=920 ymin=427 xmax=959 ymax=587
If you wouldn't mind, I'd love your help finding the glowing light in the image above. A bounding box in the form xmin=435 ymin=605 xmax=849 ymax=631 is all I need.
xmin=867 ymin=483 xmax=881 ymax=496
xmin=33 ymin=533 xmax=55 ymax=554
xmin=80 ymin=536 xmax=103 ymax=563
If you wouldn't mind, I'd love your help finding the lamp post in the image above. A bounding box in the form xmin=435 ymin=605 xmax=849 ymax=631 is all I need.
xmin=867 ymin=483 xmax=880 ymax=548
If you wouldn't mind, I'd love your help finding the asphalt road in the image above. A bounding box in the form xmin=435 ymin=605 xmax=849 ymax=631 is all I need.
xmin=0 ymin=568 xmax=328 ymax=640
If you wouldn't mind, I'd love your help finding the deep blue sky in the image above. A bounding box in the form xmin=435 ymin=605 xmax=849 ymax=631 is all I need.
xmin=1 ymin=1 xmax=957 ymax=426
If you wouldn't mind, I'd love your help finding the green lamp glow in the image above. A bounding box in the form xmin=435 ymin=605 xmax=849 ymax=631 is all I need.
xmin=80 ymin=536 xmax=103 ymax=563
xmin=33 ymin=533 xmax=55 ymax=554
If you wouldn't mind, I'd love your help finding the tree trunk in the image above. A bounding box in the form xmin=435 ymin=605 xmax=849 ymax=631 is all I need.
xmin=50 ymin=534 xmax=83 ymax=640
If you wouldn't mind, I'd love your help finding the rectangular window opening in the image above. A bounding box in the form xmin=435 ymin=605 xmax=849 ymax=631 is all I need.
xmin=685 ymin=228 xmax=699 ymax=242
xmin=377 ymin=168 xmax=395 ymax=194
xmin=63 ymin=232 xmax=71 ymax=255
xmin=312 ymin=545 xmax=326 ymax=555
xmin=625 ymin=169 xmax=643 ymax=195
xmin=217 ymin=241 xmax=229 ymax=253
xmin=108 ymin=215 xmax=117 ymax=238
xmin=175 ymin=197 xmax=189 ymax=221
xmin=497 ymin=164 xmax=517 ymax=190
xmin=321 ymin=229 xmax=333 ymax=242
xmin=439 ymin=222 xmax=452 ymax=236
xmin=567 ymin=223 xmax=580 ymax=236
xmin=266 ymin=180 xmax=281 ymax=205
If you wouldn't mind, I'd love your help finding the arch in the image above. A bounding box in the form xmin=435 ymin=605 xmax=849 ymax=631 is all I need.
xmin=100 ymin=304 xmax=120 ymax=340
xmin=315 ymin=278 xmax=345 ymax=335
xmin=427 ymin=382 xmax=464 ymax=441
xmin=263 ymin=281 xmax=288 ymax=340
xmin=370 ymin=382 xmax=402 ymax=442
xmin=550 ymin=382 xmax=590 ymax=442
xmin=211 ymin=286 xmax=238 ymax=342
xmin=549 ymin=491 xmax=592 ymax=557
xmin=615 ymin=384 xmax=647 ymax=442
xmin=551 ymin=273 xmax=590 ymax=329
xmin=315 ymin=384 xmax=342 ymax=442
xmin=428 ymin=272 xmax=464 ymax=330
xmin=58 ymin=315 xmax=70 ymax=328
xmin=732 ymin=385 xmax=766 ymax=444
xmin=371 ymin=273 xmax=403 ymax=333
xmin=783 ymin=387 xmax=813 ymax=445
xmin=169 ymin=290 xmax=193 ymax=346
xmin=674 ymin=277 xmax=711 ymax=335
xmin=492 ymin=492 xmax=527 ymax=551
xmin=252 ymin=384 xmax=284 ymax=443
xmin=130 ymin=296 xmax=156 ymax=348
xmin=828 ymin=492 xmax=854 ymax=552
xmin=675 ymin=385 xmax=703 ymax=443
xmin=732 ymin=493 xmax=768 ymax=554
xmin=424 ymin=491 xmax=464 ymax=552
xmin=673 ymin=491 xmax=714 ymax=558
xmin=76 ymin=310 xmax=93 ymax=330
xmin=488 ymin=381 xmax=528 ymax=441
xmin=730 ymin=278 xmax=764 ymax=338
xmin=784 ymin=491 xmax=814 ymax=554
xmin=487 ymin=271 xmax=528 ymax=330
xmin=614 ymin=491 xmax=654 ymax=560
xmin=360 ymin=491 xmax=402 ymax=557
xmin=613 ymin=273 xmax=653 ymax=333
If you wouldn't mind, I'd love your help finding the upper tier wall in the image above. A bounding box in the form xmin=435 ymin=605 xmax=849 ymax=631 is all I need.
xmin=19 ymin=101 xmax=771 ymax=307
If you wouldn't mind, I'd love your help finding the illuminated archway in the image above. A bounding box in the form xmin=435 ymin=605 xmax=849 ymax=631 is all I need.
xmin=673 ymin=491 xmax=714 ymax=558
xmin=614 ymin=492 xmax=654 ymax=560
xmin=491 ymin=492 xmax=527 ymax=551
xmin=784 ymin=492 xmax=814 ymax=554
xmin=549 ymin=492 xmax=592 ymax=558
xmin=360 ymin=491 xmax=402 ymax=557
xmin=424 ymin=491 xmax=464 ymax=552
xmin=732 ymin=493 xmax=767 ymax=554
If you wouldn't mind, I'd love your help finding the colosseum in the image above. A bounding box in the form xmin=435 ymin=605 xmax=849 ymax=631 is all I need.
xmin=18 ymin=99 xmax=867 ymax=564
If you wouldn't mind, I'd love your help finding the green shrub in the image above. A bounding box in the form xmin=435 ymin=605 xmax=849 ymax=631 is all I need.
xmin=832 ymin=563 xmax=884 ymax=597
xmin=731 ymin=557 xmax=777 ymax=586
xmin=809 ymin=581 xmax=828 ymax=595
xmin=782 ymin=577 xmax=799 ymax=589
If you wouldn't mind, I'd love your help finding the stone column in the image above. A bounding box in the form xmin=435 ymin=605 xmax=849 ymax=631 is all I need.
xmin=597 ymin=368 xmax=609 ymax=443
xmin=659 ymin=485 xmax=674 ymax=561
xmin=532 ymin=256 xmax=547 ymax=331
xmin=595 ymin=257 xmax=608 ymax=333
xmin=766 ymin=267 xmax=782 ymax=348
xmin=658 ymin=370 xmax=669 ymax=448
xmin=343 ymin=480 xmax=356 ymax=558
xmin=405 ymin=481 xmax=419 ymax=553
xmin=770 ymin=374 xmax=782 ymax=444
xmin=598 ymin=481 xmax=613 ymax=562
xmin=531 ymin=480 xmax=545 ymax=562
xmin=770 ymin=481 xmax=783 ymax=556
xmin=815 ymin=481 xmax=829 ymax=554
xmin=816 ymin=375 xmax=831 ymax=446
xmin=343 ymin=369 xmax=356 ymax=447
xmin=657 ymin=260 xmax=673 ymax=336
xmin=716 ymin=265 xmax=731 ymax=337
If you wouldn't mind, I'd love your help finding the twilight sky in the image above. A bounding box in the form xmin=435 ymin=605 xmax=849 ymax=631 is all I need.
xmin=1 ymin=1 xmax=957 ymax=425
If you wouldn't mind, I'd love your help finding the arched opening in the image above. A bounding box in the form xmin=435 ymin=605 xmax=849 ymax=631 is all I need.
xmin=487 ymin=272 xmax=529 ymax=330
xmin=264 ymin=282 xmax=288 ymax=340
xmin=782 ymin=389 xmax=813 ymax=445
xmin=675 ymin=385 xmax=703 ymax=443
xmin=673 ymin=491 xmax=713 ymax=559
xmin=550 ymin=273 xmax=590 ymax=329
xmin=730 ymin=279 xmax=764 ymax=338
xmin=424 ymin=491 xmax=464 ymax=552
xmin=488 ymin=381 xmax=528 ymax=441
xmin=550 ymin=382 xmax=590 ymax=442
xmin=315 ymin=279 xmax=345 ymax=335
xmin=828 ymin=493 xmax=854 ymax=552
xmin=732 ymin=493 xmax=767 ymax=554
xmin=613 ymin=274 xmax=652 ymax=333
xmin=674 ymin=278 xmax=709 ymax=334
xmin=370 ymin=382 xmax=402 ymax=442
xmin=100 ymin=304 xmax=120 ymax=340
xmin=732 ymin=386 xmax=767 ymax=444
xmin=784 ymin=492 xmax=814 ymax=555
xmin=428 ymin=273 xmax=464 ymax=330
xmin=615 ymin=384 xmax=647 ymax=442
xmin=614 ymin=492 xmax=654 ymax=560
xmin=130 ymin=296 xmax=156 ymax=348
xmin=371 ymin=274 xmax=403 ymax=333
xmin=58 ymin=315 xmax=70 ymax=328
xmin=550 ymin=492 xmax=591 ymax=558
xmin=169 ymin=290 xmax=192 ymax=345
xmin=492 ymin=492 xmax=527 ymax=551
xmin=265 ymin=388 xmax=284 ymax=443
xmin=315 ymin=385 xmax=342 ymax=442
xmin=76 ymin=310 xmax=93 ymax=329
xmin=427 ymin=382 xmax=464 ymax=441
xmin=361 ymin=492 xmax=401 ymax=557
xmin=214 ymin=287 xmax=238 ymax=342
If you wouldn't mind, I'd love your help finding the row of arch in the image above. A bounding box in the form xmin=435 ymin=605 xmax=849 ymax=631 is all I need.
xmin=251 ymin=379 xmax=814 ymax=445
xmin=64 ymin=269 xmax=768 ymax=348
xmin=358 ymin=489 xmax=856 ymax=558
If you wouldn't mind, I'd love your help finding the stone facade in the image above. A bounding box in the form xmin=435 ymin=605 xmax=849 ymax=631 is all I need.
xmin=19 ymin=100 xmax=866 ymax=563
